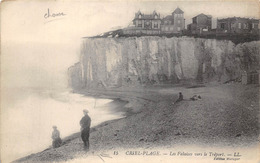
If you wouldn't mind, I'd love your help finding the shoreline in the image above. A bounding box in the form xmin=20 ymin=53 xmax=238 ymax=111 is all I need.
xmin=14 ymin=88 xmax=147 ymax=163
xmin=15 ymin=83 xmax=259 ymax=162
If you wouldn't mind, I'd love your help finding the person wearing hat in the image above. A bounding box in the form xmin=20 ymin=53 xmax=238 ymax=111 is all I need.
xmin=52 ymin=126 xmax=62 ymax=148
xmin=80 ymin=109 xmax=91 ymax=150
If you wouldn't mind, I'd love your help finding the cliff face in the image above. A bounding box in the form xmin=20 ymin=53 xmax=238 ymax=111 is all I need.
xmin=68 ymin=37 xmax=260 ymax=89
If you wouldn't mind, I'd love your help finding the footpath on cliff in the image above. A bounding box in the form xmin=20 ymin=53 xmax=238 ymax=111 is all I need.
xmin=16 ymin=83 xmax=259 ymax=163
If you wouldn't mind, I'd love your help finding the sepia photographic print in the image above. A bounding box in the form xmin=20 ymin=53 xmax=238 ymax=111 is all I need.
xmin=1 ymin=0 xmax=259 ymax=162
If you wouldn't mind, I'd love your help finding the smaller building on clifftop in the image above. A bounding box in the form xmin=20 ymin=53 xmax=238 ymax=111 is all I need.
xmin=187 ymin=13 xmax=212 ymax=34
xmin=216 ymin=17 xmax=259 ymax=35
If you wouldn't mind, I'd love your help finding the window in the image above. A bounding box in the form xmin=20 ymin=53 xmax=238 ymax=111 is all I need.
xmin=138 ymin=21 xmax=142 ymax=27
xmin=145 ymin=21 xmax=151 ymax=28
xmin=253 ymin=23 xmax=259 ymax=29
xmin=178 ymin=20 xmax=180 ymax=24
xmin=177 ymin=27 xmax=180 ymax=31
xmin=220 ymin=23 xmax=225 ymax=29
xmin=155 ymin=15 xmax=157 ymax=19
xmin=231 ymin=23 xmax=235 ymax=29
xmin=165 ymin=21 xmax=168 ymax=24
xmin=244 ymin=23 xmax=248 ymax=29
xmin=154 ymin=22 xmax=158 ymax=28
xmin=165 ymin=27 xmax=168 ymax=31
xmin=238 ymin=23 xmax=241 ymax=29
xmin=170 ymin=27 xmax=174 ymax=31
xmin=138 ymin=14 xmax=141 ymax=19
xmin=169 ymin=21 xmax=171 ymax=24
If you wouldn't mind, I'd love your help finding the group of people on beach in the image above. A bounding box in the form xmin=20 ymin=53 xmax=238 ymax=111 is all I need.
xmin=51 ymin=92 xmax=201 ymax=151
xmin=51 ymin=109 xmax=91 ymax=151
xmin=174 ymin=92 xmax=202 ymax=104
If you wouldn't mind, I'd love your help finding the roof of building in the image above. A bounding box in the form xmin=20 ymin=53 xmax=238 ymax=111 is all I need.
xmin=163 ymin=15 xmax=174 ymax=20
xmin=172 ymin=7 xmax=184 ymax=14
xmin=133 ymin=10 xmax=161 ymax=20
xmin=161 ymin=15 xmax=174 ymax=25
xmin=193 ymin=13 xmax=212 ymax=19
xmin=218 ymin=17 xmax=259 ymax=21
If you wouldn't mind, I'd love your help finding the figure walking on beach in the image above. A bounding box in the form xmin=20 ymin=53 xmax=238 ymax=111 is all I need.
xmin=80 ymin=109 xmax=91 ymax=150
xmin=52 ymin=126 xmax=62 ymax=148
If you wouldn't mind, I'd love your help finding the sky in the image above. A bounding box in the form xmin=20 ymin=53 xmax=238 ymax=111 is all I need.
xmin=1 ymin=0 xmax=259 ymax=89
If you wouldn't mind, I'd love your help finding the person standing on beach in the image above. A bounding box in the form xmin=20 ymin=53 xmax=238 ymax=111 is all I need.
xmin=80 ymin=109 xmax=91 ymax=150
xmin=52 ymin=126 xmax=62 ymax=148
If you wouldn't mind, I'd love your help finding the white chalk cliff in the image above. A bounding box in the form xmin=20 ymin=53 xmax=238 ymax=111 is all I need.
xmin=68 ymin=37 xmax=260 ymax=89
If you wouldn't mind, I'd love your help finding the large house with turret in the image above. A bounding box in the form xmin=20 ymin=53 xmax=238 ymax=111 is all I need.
xmin=123 ymin=7 xmax=185 ymax=35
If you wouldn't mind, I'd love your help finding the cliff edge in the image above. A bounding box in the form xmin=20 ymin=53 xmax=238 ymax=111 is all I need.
xmin=68 ymin=37 xmax=260 ymax=90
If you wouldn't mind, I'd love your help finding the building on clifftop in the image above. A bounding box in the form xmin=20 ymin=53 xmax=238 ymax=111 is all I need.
xmin=123 ymin=10 xmax=162 ymax=35
xmin=187 ymin=13 xmax=212 ymax=35
xmin=216 ymin=17 xmax=259 ymax=35
xmin=161 ymin=7 xmax=185 ymax=34
xmin=122 ymin=7 xmax=185 ymax=35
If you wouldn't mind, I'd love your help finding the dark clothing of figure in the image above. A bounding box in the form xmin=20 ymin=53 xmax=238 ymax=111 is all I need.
xmin=190 ymin=95 xmax=197 ymax=101
xmin=176 ymin=92 xmax=183 ymax=103
xmin=80 ymin=114 xmax=91 ymax=129
xmin=80 ymin=114 xmax=91 ymax=150
xmin=190 ymin=95 xmax=202 ymax=101
xmin=81 ymin=128 xmax=90 ymax=147
xmin=52 ymin=129 xmax=62 ymax=148
xmin=52 ymin=138 xmax=62 ymax=148
xmin=179 ymin=93 xmax=183 ymax=100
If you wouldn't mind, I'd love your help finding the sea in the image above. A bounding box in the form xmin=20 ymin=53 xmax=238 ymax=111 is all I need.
xmin=1 ymin=87 xmax=126 ymax=163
